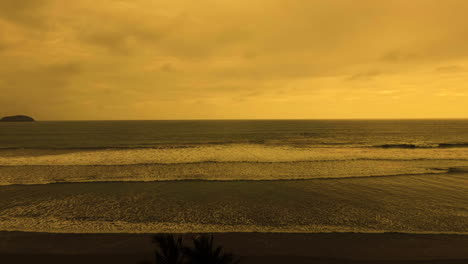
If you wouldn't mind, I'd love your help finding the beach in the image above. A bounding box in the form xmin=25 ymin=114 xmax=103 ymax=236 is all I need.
xmin=0 ymin=171 xmax=466 ymax=233
xmin=1 ymin=170 xmax=467 ymax=263
xmin=1 ymin=232 xmax=468 ymax=264
xmin=3 ymin=0 xmax=468 ymax=261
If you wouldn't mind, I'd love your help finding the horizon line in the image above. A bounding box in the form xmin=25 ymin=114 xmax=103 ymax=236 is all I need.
xmin=22 ymin=117 xmax=468 ymax=121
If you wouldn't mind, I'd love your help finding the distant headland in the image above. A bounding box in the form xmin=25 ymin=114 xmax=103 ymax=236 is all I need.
xmin=0 ymin=115 xmax=35 ymax=122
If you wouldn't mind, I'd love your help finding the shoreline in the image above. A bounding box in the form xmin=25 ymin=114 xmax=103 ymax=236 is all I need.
xmin=1 ymin=173 xmax=466 ymax=235
xmin=1 ymin=231 xmax=467 ymax=264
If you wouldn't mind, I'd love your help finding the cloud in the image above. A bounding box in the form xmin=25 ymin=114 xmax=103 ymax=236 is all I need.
xmin=0 ymin=0 xmax=50 ymax=27
xmin=0 ymin=62 xmax=82 ymax=101
xmin=435 ymin=65 xmax=465 ymax=73
xmin=380 ymin=51 xmax=421 ymax=63
xmin=346 ymin=70 xmax=381 ymax=81
xmin=1 ymin=0 xmax=468 ymax=119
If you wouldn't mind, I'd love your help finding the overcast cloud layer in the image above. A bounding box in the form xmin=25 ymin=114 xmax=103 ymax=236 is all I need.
xmin=1 ymin=0 xmax=467 ymax=119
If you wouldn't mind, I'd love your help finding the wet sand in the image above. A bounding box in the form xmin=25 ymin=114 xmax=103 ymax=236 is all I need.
xmin=1 ymin=232 xmax=467 ymax=264
xmin=1 ymin=172 xmax=467 ymax=234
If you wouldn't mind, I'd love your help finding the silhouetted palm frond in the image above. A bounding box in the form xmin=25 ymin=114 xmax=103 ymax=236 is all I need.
xmin=183 ymin=235 xmax=240 ymax=264
xmin=152 ymin=234 xmax=185 ymax=264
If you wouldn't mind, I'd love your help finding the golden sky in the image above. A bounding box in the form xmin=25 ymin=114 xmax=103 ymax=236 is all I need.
xmin=1 ymin=0 xmax=467 ymax=120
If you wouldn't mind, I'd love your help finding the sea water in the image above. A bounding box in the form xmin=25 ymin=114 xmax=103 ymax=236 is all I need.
xmin=0 ymin=120 xmax=467 ymax=233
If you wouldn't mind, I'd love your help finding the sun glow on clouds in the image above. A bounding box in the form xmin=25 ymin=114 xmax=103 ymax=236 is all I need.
xmin=0 ymin=0 xmax=467 ymax=119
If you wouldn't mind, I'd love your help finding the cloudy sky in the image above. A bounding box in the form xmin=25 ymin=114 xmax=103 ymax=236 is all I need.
xmin=1 ymin=0 xmax=467 ymax=120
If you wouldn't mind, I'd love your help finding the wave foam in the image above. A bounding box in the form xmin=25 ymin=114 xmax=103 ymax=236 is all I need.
xmin=1 ymin=144 xmax=468 ymax=166
xmin=0 ymin=160 xmax=466 ymax=186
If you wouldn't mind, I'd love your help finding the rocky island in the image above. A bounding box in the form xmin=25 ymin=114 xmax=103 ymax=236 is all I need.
xmin=0 ymin=115 xmax=35 ymax=122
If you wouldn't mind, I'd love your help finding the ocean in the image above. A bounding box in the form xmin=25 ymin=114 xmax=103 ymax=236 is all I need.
xmin=0 ymin=120 xmax=467 ymax=234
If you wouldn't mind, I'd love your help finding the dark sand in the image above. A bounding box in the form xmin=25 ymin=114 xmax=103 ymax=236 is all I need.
xmin=1 ymin=232 xmax=467 ymax=264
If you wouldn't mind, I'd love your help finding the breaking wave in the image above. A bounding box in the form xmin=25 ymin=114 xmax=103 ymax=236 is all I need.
xmin=374 ymin=143 xmax=468 ymax=149
xmin=0 ymin=159 xmax=466 ymax=186
xmin=2 ymin=142 xmax=468 ymax=150
xmin=1 ymin=144 xmax=468 ymax=166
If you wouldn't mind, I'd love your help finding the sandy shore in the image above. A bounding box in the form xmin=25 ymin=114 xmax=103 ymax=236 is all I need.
xmin=1 ymin=232 xmax=467 ymax=263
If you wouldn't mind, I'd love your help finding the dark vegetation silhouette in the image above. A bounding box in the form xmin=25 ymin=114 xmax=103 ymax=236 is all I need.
xmin=183 ymin=235 xmax=240 ymax=264
xmin=148 ymin=234 xmax=240 ymax=264
xmin=153 ymin=234 xmax=185 ymax=264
